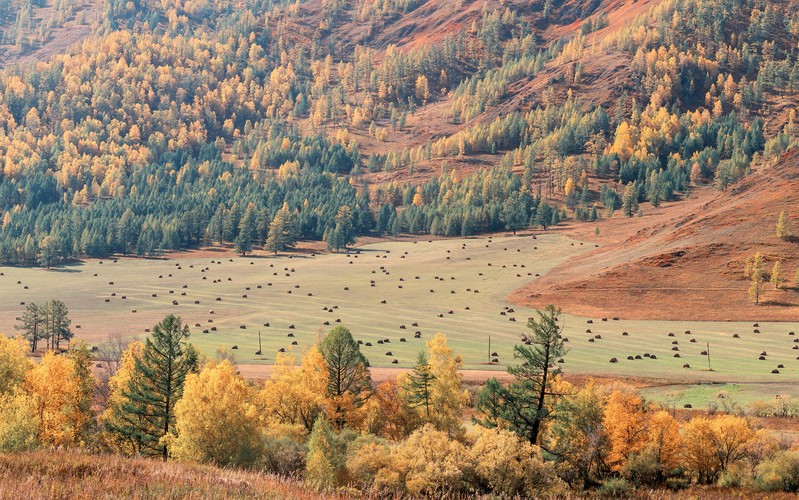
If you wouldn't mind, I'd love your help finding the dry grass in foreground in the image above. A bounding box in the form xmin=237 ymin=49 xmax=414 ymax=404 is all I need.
xmin=0 ymin=450 xmax=334 ymax=500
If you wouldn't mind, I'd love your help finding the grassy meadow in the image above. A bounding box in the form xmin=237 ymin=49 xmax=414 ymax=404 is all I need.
xmin=1 ymin=233 xmax=798 ymax=404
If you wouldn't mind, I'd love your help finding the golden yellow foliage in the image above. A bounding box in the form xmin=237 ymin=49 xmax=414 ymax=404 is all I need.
xmin=259 ymin=347 xmax=328 ymax=437
xmin=426 ymin=333 xmax=469 ymax=436
xmin=0 ymin=336 xmax=32 ymax=396
xmin=171 ymin=360 xmax=262 ymax=467
xmin=24 ymin=351 xmax=92 ymax=447
xmin=100 ymin=341 xmax=144 ymax=455
xmin=0 ymin=389 xmax=39 ymax=452
xmin=604 ymin=390 xmax=650 ymax=471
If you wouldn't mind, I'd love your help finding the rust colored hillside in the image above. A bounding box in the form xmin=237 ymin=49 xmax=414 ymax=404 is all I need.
xmin=514 ymin=149 xmax=799 ymax=321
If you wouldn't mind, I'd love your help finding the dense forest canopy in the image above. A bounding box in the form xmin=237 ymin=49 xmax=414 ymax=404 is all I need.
xmin=0 ymin=0 xmax=797 ymax=264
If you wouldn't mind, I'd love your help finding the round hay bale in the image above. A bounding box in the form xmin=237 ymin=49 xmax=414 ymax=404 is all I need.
xmin=278 ymin=348 xmax=285 ymax=353
xmin=733 ymin=334 xmax=740 ymax=338
xmin=210 ymin=326 xmax=217 ymax=331
xmin=392 ymin=359 xmax=399 ymax=364
xmin=587 ymin=319 xmax=593 ymax=324
xmin=761 ymin=351 xmax=768 ymax=356
xmin=239 ymin=325 xmax=246 ymax=329
xmin=778 ymin=364 xmax=785 ymax=368
xmin=144 ymin=328 xmax=150 ymax=332
xmin=609 ymin=358 xmax=618 ymax=363
xmin=683 ymin=364 xmax=690 ymax=368
xmin=759 ymin=356 xmax=767 ymax=360
xmin=650 ymin=355 xmax=657 ymax=359
xmin=365 ymin=342 xmax=372 ymax=347
xmin=684 ymin=403 xmax=692 ymax=408
xmin=772 ymin=369 xmax=780 ymax=374
xmin=754 ymin=329 xmax=760 ymax=333
xmin=622 ymin=332 xmax=629 ymax=336
xmin=291 ymin=341 xmax=298 ymax=345
xmin=685 ymin=330 xmax=691 ymax=334
xmin=386 ymin=351 xmax=392 ymax=356
xmin=700 ymin=350 xmax=708 ymax=355
xmin=672 ymin=340 xmax=679 ymax=345
xmin=588 ymin=338 xmax=595 ymax=343
xmin=668 ymin=332 xmax=675 ymax=337
xmin=674 ymin=354 xmax=681 ymax=358
xmin=231 ymin=346 xmax=238 ymax=350
xmin=690 ymin=338 xmax=697 ymax=343
xmin=635 ymin=355 xmax=642 ymax=360
xmin=557 ymin=358 xmax=564 ymax=363
xmin=627 ymin=356 xmax=634 ymax=360
xmin=586 ymin=329 xmax=592 ymax=333
xmin=594 ymin=334 xmax=602 ymax=339
xmin=202 ymin=329 xmax=209 ymax=333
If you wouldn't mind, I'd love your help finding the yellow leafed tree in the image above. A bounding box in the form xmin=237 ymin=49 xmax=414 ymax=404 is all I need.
xmin=426 ymin=333 xmax=470 ymax=437
xmin=259 ymin=347 xmax=329 ymax=438
xmin=100 ymin=341 xmax=145 ymax=455
xmin=170 ymin=360 xmax=262 ymax=467
xmin=0 ymin=389 xmax=39 ymax=452
xmin=24 ymin=351 xmax=92 ymax=447
xmin=604 ymin=390 xmax=651 ymax=471
xmin=0 ymin=336 xmax=32 ymax=396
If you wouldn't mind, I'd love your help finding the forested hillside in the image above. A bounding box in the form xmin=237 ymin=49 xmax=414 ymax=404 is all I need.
xmin=1 ymin=0 xmax=798 ymax=265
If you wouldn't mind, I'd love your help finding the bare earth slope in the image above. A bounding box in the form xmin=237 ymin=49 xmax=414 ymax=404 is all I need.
xmin=514 ymin=149 xmax=799 ymax=321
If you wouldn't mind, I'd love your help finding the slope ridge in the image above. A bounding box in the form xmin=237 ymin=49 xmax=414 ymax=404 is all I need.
xmin=514 ymin=148 xmax=799 ymax=321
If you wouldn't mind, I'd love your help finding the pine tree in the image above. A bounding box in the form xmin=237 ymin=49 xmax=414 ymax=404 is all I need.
xmin=15 ymin=303 xmax=45 ymax=352
xmin=106 ymin=315 xmax=198 ymax=459
xmin=265 ymin=208 xmax=298 ymax=254
xmin=45 ymin=299 xmax=72 ymax=351
xmin=319 ymin=326 xmax=371 ymax=429
xmin=476 ymin=305 xmax=568 ymax=445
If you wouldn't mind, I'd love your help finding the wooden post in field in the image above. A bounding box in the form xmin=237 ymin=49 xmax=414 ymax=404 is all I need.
xmin=706 ymin=342 xmax=711 ymax=370
xmin=488 ymin=334 xmax=491 ymax=363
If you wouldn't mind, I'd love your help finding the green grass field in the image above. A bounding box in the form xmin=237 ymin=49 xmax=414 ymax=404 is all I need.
xmin=1 ymin=233 xmax=798 ymax=401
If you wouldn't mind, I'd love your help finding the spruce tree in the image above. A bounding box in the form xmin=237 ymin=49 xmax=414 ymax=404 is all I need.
xmin=402 ymin=351 xmax=435 ymax=419
xmin=107 ymin=314 xmax=198 ymax=459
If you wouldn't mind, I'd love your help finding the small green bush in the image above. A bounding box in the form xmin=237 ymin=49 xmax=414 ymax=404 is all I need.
xmin=598 ymin=478 xmax=631 ymax=498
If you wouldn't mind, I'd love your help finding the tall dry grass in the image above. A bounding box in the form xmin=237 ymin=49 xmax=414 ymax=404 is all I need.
xmin=0 ymin=450 xmax=337 ymax=499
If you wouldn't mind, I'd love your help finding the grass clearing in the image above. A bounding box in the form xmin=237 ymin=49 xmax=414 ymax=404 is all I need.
xmin=1 ymin=234 xmax=797 ymax=397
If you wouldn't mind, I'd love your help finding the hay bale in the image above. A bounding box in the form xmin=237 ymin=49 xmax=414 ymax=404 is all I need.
xmin=700 ymin=351 xmax=708 ymax=355
xmin=635 ymin=355 xmax=642 ymax=359
xmin=650 ymin=355 xmax=657 ymax=359
xmin=365 ymin=342 xmax=372 ymax=347
xmin=761 ymin=351 xmax=768 ymax=356
xmin=759 ymin=356 xmax=766 ymax=360
xmin=291 ymin=341 xmax=298 ymax=345
xmin=609 ymin=358 xmax=618 ymax=363
xmin=586 ymin=329 xmax=592 ymax=333
xmin=622 ymin=332 xmax=629 ymax=336
xmin=392 ymin=359 xmax=399 ymax=364
xmin=685 ymin=330 xmax=691 ymax=334
xmin=672 ymin=340 xmax=679 ymax=345
xmin=231 ymin=346 xmax=238 ymax=350
xmin=683 ymin=364 xmax=690 ymax=368
xmin=278 ymin=348 xmax=286 ymax=353
xmin=588 ymin=338 xmax=595 ymax=343
xmin=674 ymin=354 xmax=681 ymax=358
xmin=385 ymin=351 xmax=392 ymax=356
xmin=594 ymin=335 xmax=602 ymax=339
xmin=733 ymin=334 xmax=740 ymax=338
xmin=627 ymin=356 xmax=634 ymax=360
xmin=239 ymin=325 xmax=246 ymax=329
xmin=587 ymin=319 xmax=594 ymax=324
xmin=202 ymin=329 xmax=209 ymax=333
xmin=562 ymin=338 xmax=569 ymax=342
xmin=684 ymin=403 xmax=692 ymax=408
xmin=689 ymin=338 xmax=697 ymax=343
xmin=778 ymin=364 xmax=785 ymax=368
xmin=668 ymin=332 xmax=675 ymax=337
xmin=772 ymin=369 xmax=780 ymax=374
